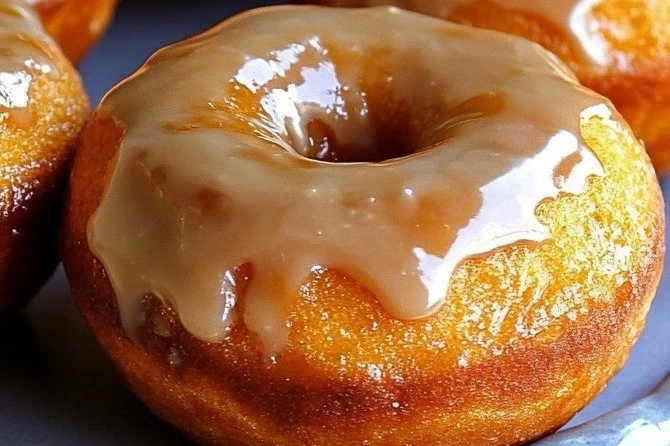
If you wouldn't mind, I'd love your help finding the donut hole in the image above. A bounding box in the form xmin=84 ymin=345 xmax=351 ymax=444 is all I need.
xmin=275 ymin=73 xmax=431 ymax=164
xmin=292 ymin=87 xmax=504 ymax=164
xmin=226 ymin=40 xmax=505 ymax=164
xmin=301 ymin=113 xmax=417 ymax=164
xmin=280 ymin=64 xmax=504 ymax=164
xmin=279 ymin=75 xmax=453 ymax=165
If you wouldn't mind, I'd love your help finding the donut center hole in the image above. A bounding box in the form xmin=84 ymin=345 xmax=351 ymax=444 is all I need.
xmin=228 ymin=39 xmax=506 ymax=164
xmin=300 ymin=115 xmax=417 ymax=163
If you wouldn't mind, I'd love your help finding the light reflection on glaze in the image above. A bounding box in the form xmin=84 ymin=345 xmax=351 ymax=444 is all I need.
xmin=89 ymin=7 xmax=610 ymax=354
xmin=0 ymin=0 xmax=59 ymax=127
xmin=232 ymin=37 xmax=384 ymax=162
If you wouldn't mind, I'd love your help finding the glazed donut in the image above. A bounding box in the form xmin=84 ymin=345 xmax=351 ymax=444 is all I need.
xmin=61 ymin=6 xmax=664 ymax=446
xmin=312 ymin=0 xmax=670 ymax=175
xmin=27 ymin=0 xmax=116 ymax=62
xmin=0 ymin=0 xmax=87 ymax=314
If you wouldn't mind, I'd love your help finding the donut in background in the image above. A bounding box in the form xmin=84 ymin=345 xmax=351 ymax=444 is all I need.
xmin=0 ymin=0 xmax=88 ymax=314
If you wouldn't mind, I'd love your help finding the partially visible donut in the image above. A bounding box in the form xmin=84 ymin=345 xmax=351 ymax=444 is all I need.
xmin=28 ymin=0 xmax=116 ymax=62
xmin=312 ymin=0 xmax=670 ymax=175
xmin=61 ymin=6 xmax=664 ymax=445
xmin=0 ymin=0 xmax=88 ymax=314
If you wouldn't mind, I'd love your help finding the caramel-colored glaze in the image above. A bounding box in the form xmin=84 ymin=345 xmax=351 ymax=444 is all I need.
xmin=62 ymin=6 xmax=664 ymax=445
xmin=0 ymin=0 xmax=87 ymax=314
xmin=313 ymin=0 xmax=670 ymax=175
xmin=28 ymin=0 xmax=116 ymax=62
xmin=89 ymin=7 xmax=610 ymax=354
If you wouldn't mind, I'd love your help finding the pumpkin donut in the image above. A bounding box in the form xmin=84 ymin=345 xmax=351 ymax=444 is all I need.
xmin=61 ymin=6 xmax=664 ymax=445
xmin=0 ymin=0 xmax=88 ymax=314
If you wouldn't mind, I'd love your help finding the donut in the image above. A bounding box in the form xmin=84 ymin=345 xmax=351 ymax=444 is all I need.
xmin=27 ymin=0 xmax=116 ymax=62
xmin=60 ymin=6 xmax=664 ymax=445
xmin=0 ymin=0 xmax=87 ymax=314
xmin=311 ymin=0 xmax=670 ymax=175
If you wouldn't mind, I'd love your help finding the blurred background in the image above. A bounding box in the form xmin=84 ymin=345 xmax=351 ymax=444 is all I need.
xmin=0 ymin=0 xmax=668 ymax=444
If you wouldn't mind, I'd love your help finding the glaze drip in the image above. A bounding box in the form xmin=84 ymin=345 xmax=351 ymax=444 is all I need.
xmin=89 ymin=6 xmax=608 ymax=353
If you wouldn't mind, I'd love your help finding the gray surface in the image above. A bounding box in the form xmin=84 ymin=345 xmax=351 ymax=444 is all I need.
xmin=0 ymin=0 xmax=668 ymax=443
xmin=536 ymin=376 xmax=670 ymax=445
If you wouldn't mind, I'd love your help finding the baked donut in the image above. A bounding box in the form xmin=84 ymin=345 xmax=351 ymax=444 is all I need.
xmin=0 ymin=0 xmax=87 ymax=314
xmin=28 ymin=0 xmax=116 ymax=62
xmin=61 ymin=6 xmax=664 ymax=445
xmin=312 ymin=0 xmax=670 ymax=175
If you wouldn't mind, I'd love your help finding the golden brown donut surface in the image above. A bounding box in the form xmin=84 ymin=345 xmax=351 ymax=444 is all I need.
xmin=313 ymin=0 xmax=670 ymax=175
xmin=0 ymin=0 xmax=87 ymax=314
xmin=61 ymin=6 xmax=664 ymax=446
xmin=27 ymin=0 xmax=116 ymax=62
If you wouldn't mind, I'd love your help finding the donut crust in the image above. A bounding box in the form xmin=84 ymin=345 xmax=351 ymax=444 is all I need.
xmin=0 ymin=40 xmax=87 ymax=315
xmin=62 ymin=86 xmax=664 ymax=446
